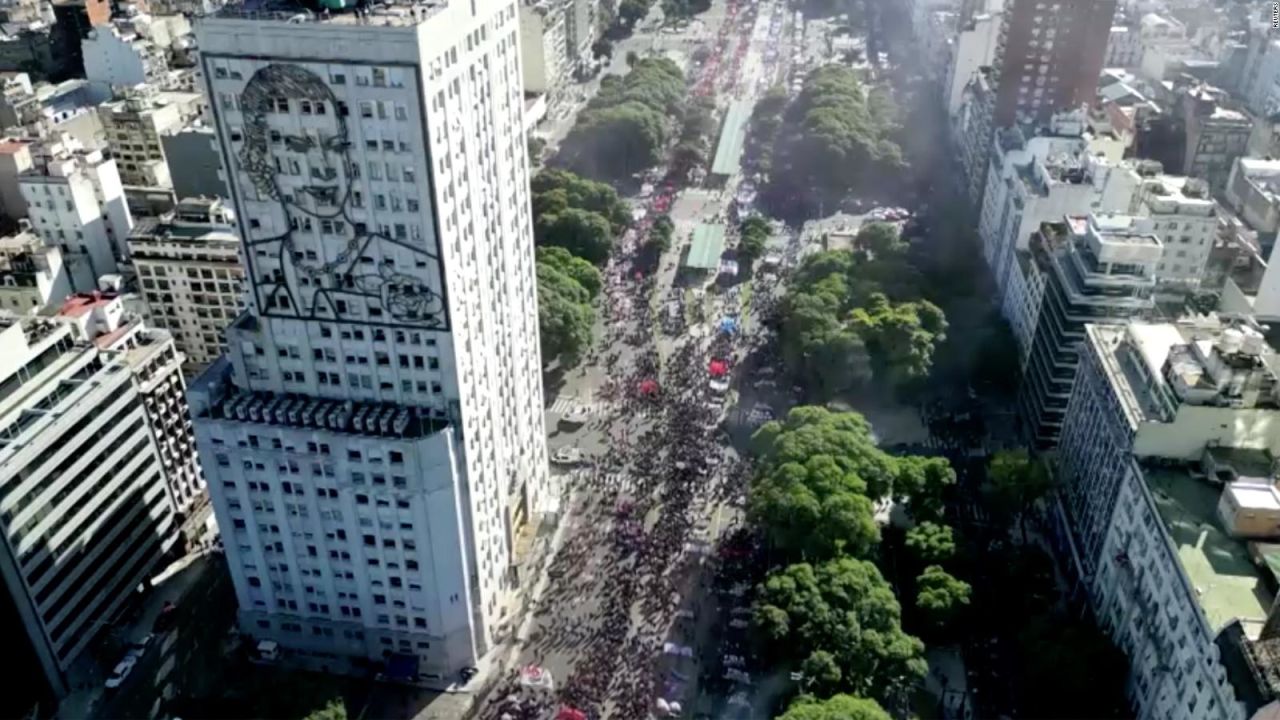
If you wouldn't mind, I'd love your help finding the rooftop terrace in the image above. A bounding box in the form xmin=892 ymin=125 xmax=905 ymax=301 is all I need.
xmin=1146 ymin=465 xmax=1273 ymax=634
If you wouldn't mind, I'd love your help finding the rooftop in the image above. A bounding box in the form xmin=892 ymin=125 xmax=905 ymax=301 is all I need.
xmin=685 ymin=223 xmax=725 ymax=270
xmin=1145 ymin=464 xmax=1273 ymax=633
xmin=213 ymin=0 xmax=446 ymax=27
xmin=711 ymin=100 xmax=752 ymax=178
xmin=57 ymin=291 xmax=119 ymax=318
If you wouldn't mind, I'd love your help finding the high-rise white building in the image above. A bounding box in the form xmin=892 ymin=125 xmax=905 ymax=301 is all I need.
xmin=1052 ymin=319 xmax=1280 ymax=720
xmin=129 ymin=197 xmax=246 ymax=372
xmin=190 ymin=0 xmax=550 ymax=684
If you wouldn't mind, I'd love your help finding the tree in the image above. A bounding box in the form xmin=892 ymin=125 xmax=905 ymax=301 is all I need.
xmin=302 ymin=700 xmax=348 ymax=720
xmin=849 ymin=293 xmax=948 ymax=387
xmin=891 ymin=455 xmax=954 ymax=522
xmin=649 ymin=214 xmax=675 ymax=253
xmin=739 ymin=216 xmax=770 ymax=265
xmin=778 ymin=694 xmax=891 ymax=720
xmin=537 ymin=246 xmax=602 ymax=298
xmin=618 ymin=0 xmax=647 ymax=27
xmin=915 ymin=565 xmax=971 ymax=631
xmin=751 ymin=406 xmax=899 ymax=499
xmin=749 ymin=453 xmax=879 ymax=560
xmin=532 ymin=168 xmax=630 ymax=230
xmin=537 ymin=256 xmax=597 ymax=366
xmin=855 ymin=222 xmax=906 ymax=259
xmin=986 ymin=450 xmax=1053 ymax=542
xmin=799 ymin=650 xmax=843 ymax=695
xmin=592 ymin=37 xmax=614 ymax=60
xmin=903 ymin=521 xmax=955 ymax=565
xmin=753 ymin=558 xmax=926 ymax=702
xmin=535 ymin=208 xmax=614 ymax=265
xmin=527 ymin=135 xmax=546 ymax=167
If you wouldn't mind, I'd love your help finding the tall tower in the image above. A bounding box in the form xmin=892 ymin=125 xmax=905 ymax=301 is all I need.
xmin=190 ymin=0 xmax=550 ymax=683
xmin=992 ymin=0 xmax=1117 ymax=126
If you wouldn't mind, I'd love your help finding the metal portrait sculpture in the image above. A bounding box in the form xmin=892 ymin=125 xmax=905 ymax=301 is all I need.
xmin=238 ymin=63 xmax=447 ymax=329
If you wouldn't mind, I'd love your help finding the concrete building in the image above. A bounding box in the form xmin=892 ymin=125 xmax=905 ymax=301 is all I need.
xmin=1131 ymin=173 xmax=1217 ymax=294
xmin=1104 ymin=23 xmax=1142 ymax=68
xmin=1225 ymin=157 xmax=1280 ymax=241
xmin=1012 ymin=214 xmax=1161 ymax=447
xmin=0 ymin=314 xmax=181 ymax=703
xmin=1180 ymin=84 xmax=1252 ymax=192
xmin=191 ymin=0 xmax=551 ymax=684
xmin=955 ymin=66 xmax=997 ymax=206
xmin=100 ymin=87 xmax=206 ymax=188
xmin=1053 ymin=319 xmax=1280 ymax=719
xmin=0 ymin=230 xmax=70 ymax=314
xmin=0 ymin=138 xmax=31 ymax=219
xmin=519 ymin=0 xmax=569 ymax=102
xmin=990 ymin=0 xmax=1118 ymax=125
xmin=128 ymin=197 xmax=244 ymax=371
xmin=563 ymin=0 xmax=596 ymax=77
xmin=81 ymin=13 xmax=193 ymax=94
xmin=979 ymin=113 xmax=1141 ymax=300
xmin=20 ymin=138 xmax=133 ymax=291
xmin=159 ymin=122 xmax=227 ymax=200
xmin=944 ymin=10 xmax=1000 ymax=116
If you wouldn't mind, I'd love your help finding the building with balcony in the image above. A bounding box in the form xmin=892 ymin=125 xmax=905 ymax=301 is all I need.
xmin=519 ymin=0 xmax=570 ymax=103
xmin=1011 ymin=214 xmax=1161 ymax=447
xmin=0 ymin=230 xmax=69 ymax=314
xmin=128 ymin=197 xmax=244 ymax=372
xmin=99 ymin=87 xmax=206 ymax=188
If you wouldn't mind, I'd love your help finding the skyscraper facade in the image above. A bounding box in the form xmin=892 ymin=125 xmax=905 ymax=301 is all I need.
xmin=991 ymin=0 xmax=1117 ymax=125
xmin=190 ymin=0 xmax=550 ymax=683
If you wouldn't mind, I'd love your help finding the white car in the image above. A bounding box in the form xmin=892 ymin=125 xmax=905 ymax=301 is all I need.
xmin=105 ymin=656 xmax=138 ymax=690
xmin=550 ymin=447 xmax=584 ymax=465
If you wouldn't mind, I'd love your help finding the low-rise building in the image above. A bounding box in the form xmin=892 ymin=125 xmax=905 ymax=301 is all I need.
xmin=1132 ymin=173 xmax=1218 ymax=294
xmin=0 ymin=230 xmax=69 ymax=314
xmin=127 ymin=197 xmax=243 ymax=372
xmin=1225 ymin=157 xmax=1280 ymax=241
xmin=1012 ymin=215 xmax=1161 ymax=447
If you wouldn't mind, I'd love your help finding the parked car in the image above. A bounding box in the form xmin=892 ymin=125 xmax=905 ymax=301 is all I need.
xmin=105 ymin=656 xmax=138 ymax=690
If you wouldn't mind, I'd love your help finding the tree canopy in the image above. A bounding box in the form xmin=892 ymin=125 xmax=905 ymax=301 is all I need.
xmin=536 ymin=255 xmax=596 ymax=367
xmin=777 ymin=694 xmax=892 ymax=720
xmin=560 ymin=57 xmax=685 ymax=179
xmin=753 ymin=558 xmax=927 ymax=702
xmin=751 ymin=406 xmax=899 ymax=499
xmin=739 ymin=215 xmax=770 ymax=264
xmin=985 ymin=449 xmax=1053 ymax=540
xmin=915 ymin=565 xmax=972 ymax=630
xmin=778 ymin=228 xmax=946 ymax=398
xmin=903 ymin=521 xmax=955 ymax=566
xmin=531 ymin=169 xmax=630 ymax=265
xmin=750 ymin=453 xmax=879 ymax=560
xmin=755 ymin=65 xmax=904 ymax=220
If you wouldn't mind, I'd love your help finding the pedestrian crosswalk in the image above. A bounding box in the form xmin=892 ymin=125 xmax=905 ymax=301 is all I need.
xmin=570 ymin=469 xmax=631 ymax=491
xmin=547 ymin=396 xmax=610 ymax=417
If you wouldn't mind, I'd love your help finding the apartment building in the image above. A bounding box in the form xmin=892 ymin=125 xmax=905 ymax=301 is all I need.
xmin=191 ymin=0 xmax=550 ymax=684
xmin=100 ymin=87 xmax=206 ymax=187
xmin=944 ymin=10 xmax=1001 ymax=116
xmin=128 ymin=197 xmax=244 ymax=371
xmin=1053 ymin=319 xmax=1280 ymax=720
xmin=1010 ymin=214 xmax=1161 ymax=447
xmin=19 ymin=138 xmax=134 ymax=291
xmin=1180 ymin=84 xmax=1252 ymax=193
xmin=0 ymin=316 xmax=181 ymax=702
xmin=955 ymin=66 xmax=997 ymax=206
xmin=0 ymin=230 xmax=70 ymax=314
xmin=1225 ymin=157 xmax=1280 ymax=240
xmin=1132 ymin=174 xmax=1217 ymax=294
xmin=519 ymin=0 xmax=570 ymax=100
xmin=990 ymin=0 xmax=1117 ymax=125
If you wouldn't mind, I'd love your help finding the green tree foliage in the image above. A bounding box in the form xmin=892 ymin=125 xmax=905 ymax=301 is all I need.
xmin=755 ymin=65 xmax=904 ymax=219
xmin=986 ymin=449 xmax=1054 ymax=541
xmin=531 ymin=169 xmax=630 ymax=265
xmin=739 ymin=215 xmax=770 ymax=264
xmin=746 ymin=85 xmax=788 ymax=174
xmin=778 ymin=694 xmax=891 ymax=720
xmin=778 ymin=231 xmax=945 ymax=398
xmin=561 ymin=58 xmax=685 ymax=178
xmin=617 ymin=0 xmax=648 ymax=27
xmin=751 ymin=406 xmax=900 ymax=499
xmin=892 ymin=455 xmax=955 ymax=522
xmin=798 ymin=650 xmax=843 ymax=695
xmin=915 ymin=565 xmax=971 ymax=629
xmin=903 ymin=521 xmax=955 ymax=565
xmin=537 ymin=247 xmax=602 ymax=298
xmin=661 ymin=0 xmax=710 ymax=20
xmin=536 ymin=253 xmax=597 ymax=366
xmin=750 ymin=454 xmax=879 ymax=560
xmin=302 ymin=699 xmax=348 ymax=720
xmin=753 ymin=559 xmax=927 ymax=702
xmin=649 ymin=214 xmax=675 ymax=253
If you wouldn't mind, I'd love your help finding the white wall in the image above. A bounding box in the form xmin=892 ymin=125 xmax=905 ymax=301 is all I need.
xmin=945 ymin=12 xmax=999 ymax=117
xmin=83 ymin=29 xmax=149 ymax=90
